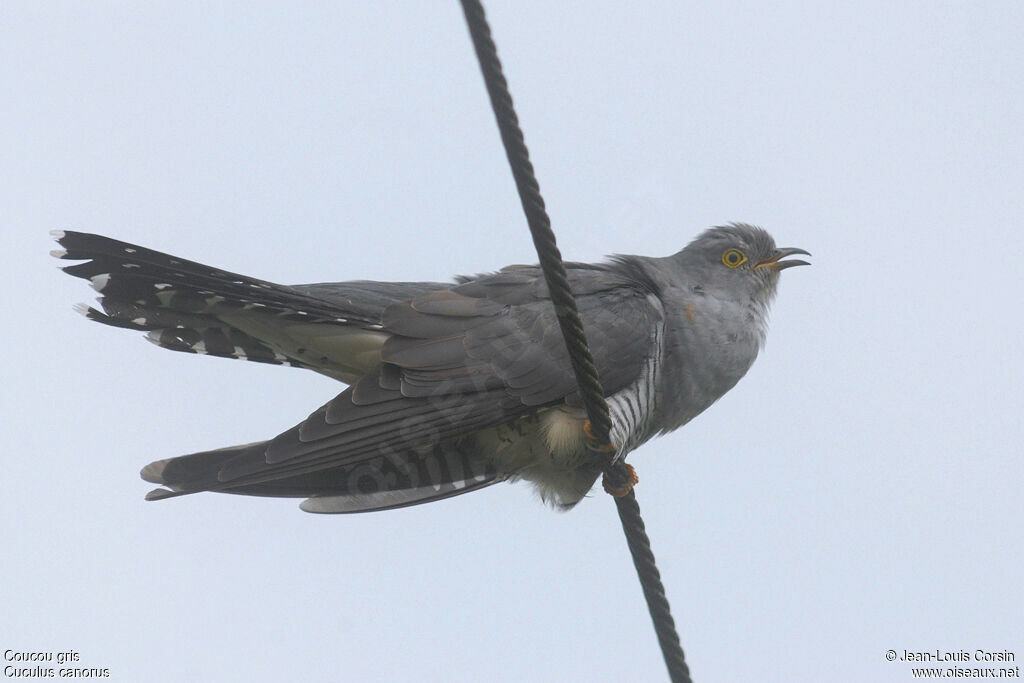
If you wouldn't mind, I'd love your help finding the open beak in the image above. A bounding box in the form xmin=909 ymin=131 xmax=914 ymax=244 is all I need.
xmin=754 ymin=247 xmax=811 ymax=271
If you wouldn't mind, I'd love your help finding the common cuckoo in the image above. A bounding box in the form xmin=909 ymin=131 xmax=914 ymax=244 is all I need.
xmin=53 ymin=223 xmax=808 ymax=513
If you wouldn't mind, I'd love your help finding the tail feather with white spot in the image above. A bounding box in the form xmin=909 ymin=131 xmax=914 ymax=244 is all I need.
xmin=52 ymin=230 xmax=412 ymax=381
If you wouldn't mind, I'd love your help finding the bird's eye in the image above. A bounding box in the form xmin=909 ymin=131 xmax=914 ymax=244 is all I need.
xmin=721 ymin=249 xmax=748 ymax=268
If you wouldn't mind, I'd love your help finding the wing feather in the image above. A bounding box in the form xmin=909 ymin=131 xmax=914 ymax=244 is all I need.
xmin=155 ymin=262 xmax=663 ymax=495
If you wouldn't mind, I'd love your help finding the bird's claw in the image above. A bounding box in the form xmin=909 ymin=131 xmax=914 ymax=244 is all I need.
xmin=583 ymin=419 xmax=616 ymax=453
xmin=603 ymin=464 xmax=638 ymax=497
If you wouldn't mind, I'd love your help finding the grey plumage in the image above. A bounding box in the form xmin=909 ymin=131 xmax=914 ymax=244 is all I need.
xmin=53 ymin=224 xmax=808 ymax=513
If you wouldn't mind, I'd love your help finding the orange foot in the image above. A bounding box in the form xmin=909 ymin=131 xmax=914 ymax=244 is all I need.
xmin=583 ymin=419 xmax=616 ymax=453
xmin=603 ymin=463 xmax=639 ymax=497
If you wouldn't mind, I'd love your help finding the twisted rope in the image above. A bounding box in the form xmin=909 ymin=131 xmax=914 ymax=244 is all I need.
xmin=615 ymin=491 xmax=692 ymax=682
xmin=459 ymin=2 xmax=692 ymax=681
xmin=458 ymin=0 xmax=612 ymax=445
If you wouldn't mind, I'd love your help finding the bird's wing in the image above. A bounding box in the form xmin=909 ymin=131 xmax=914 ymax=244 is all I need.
xmin=151 ymin=265 xmax=664 ymax=493
xmin=381 ymin=265 xmax=663 ymax=406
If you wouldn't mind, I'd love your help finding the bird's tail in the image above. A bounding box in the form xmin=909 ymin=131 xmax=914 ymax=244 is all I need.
xmin=51 ymin=230 xmax=386 ymax=380
xmin=141 ymin=440 xmax=503 ymax=514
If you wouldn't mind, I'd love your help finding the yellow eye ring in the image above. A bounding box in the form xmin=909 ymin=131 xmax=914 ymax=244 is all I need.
xmin=721 ymin=249 xmax=748 ymax=268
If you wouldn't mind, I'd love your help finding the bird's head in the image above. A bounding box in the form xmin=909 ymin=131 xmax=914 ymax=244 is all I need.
xmin=678 ymin=223 xmax=810 ymax=306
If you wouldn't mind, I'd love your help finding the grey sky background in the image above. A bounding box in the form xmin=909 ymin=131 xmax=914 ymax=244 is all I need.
xmin=3 ymin=2 xmax=1022 ymax=681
